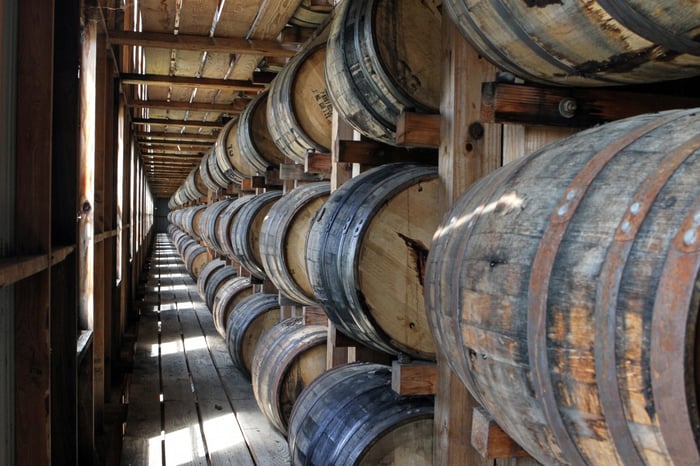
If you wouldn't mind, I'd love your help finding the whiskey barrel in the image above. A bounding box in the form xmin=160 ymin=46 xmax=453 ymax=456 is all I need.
xmin=211 ymin=276 xmax=254 ymax=338
xmin=425 ymin=109 xmax=700 ymax=465
xmin=289 ymin=1 xmax=331 ymax=29
xmin=237 ymin=90 xmax=287 ymax=173
xmin=267 ymin=39 xmax=332 ymax=163
xmin=225 ymin=293 xmax=281 ymax=377
xmin=198 ymin=198 xmax=233 ymax=256
xmin=443 ymin=0 xmax=700 ymax=87
xmin=182 ymin=240 xmax=209 ymax=279
xmin=251 ymin=317 xmax=327 ymax=435
xmin=306 ymin=163 xmax=440 ymax=360
xmin=288 ymin=363 xmax=434 ymax=465
xmin=325 ymin=0 xmax=442 ymax=145
xmin=260 ymin=182 xmax=330 ymax=305
xmin=196 ymin=258 xmax=226 ymax=303
xmin=204 ymin=265 xmax=238 ymax=311
xmin=230 ymin=191 xmax=283 ymax=279
xmin=215 ymin=117 xmax=250 ymax=184
xmin=181 ymin=205 xmax=207 ymax=240
xmin=206 ymin=146 xmax=230 ymax=190
xmin=184 ymin=165 xmax=207 ymax=201
xmin=224 ymin=117 xmax=257 ymax=182
xmin=198 ymin=149 xmax=220 ymax=192
xmin=215 ymin=196 xmax=255 ymax=259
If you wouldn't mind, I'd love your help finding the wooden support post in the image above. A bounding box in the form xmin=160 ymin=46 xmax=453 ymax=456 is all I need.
xmin=14 ymin=1 xmax=54 ymax=465
xmin=391 ymin=360 xmax=438 ymax=396
xmin=77 ymin=10 xmax=98 ymax=463
xmin=471 ymin=407 xmax=530 ymax=460
xmin=305 ymin=151 xmax=332 ymax=177
xmin=302 ymin=306 xmax=327 ymax=326
xmin=434 ymin=13 xmax=503 ymax=466
xmin=330 ymin=111 xmax=353 ymax=191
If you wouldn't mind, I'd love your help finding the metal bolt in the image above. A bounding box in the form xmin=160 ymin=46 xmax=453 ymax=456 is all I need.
xmin=620 ymin=220 xmax=631 ymax=233
xmin=630 ymin=202 xmax=641 ymax=215
xmin=558 ymin=98 xmax=577 ymax=119
xmin=468 ymin=122 xmax=485 ymax=140
xmin=557 ymin=204 xmax=569 ymax=216
xmin=566 ymin=190 xmax=577 ymax=201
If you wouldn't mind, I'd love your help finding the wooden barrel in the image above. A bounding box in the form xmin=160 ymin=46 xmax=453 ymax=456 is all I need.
xmin=206 ymin=146 xmax=230 ymax=190
xmin=179 ymin=205 xmax=207 ymax=240
xmin=214 ymin=117 xmax=249 ymax=184
xmin=260 ymin=182 xmax=330 ymax=305
xmin=251 ymin=317 xmax=327 ymax=434
xmin=211 ymin=276 xmax=254 ymax=338
xmin=184 ymin=165 xmax=207 ymax=201
xmin=306 ymin=163 xmax=440 ymax=360
xmin=289 ymin=1 xmax=332 ymax=28
xmin=182 ymin=240 xmax=209 ymax=278
xmin=224 ymin=117 xmax=257 ymax=182
xmin=230 ymin=191 xmax=283 ymax=279
xmin=198 ymin=149 xmax=220 ymax=192
xmin=196 ymin=258 xmax=226 ymax=301
xmin=198 ymin=198 xmax=234 ymax=256
xmin=325 ymin=0 xmax=442 ymax=145
xmin=225 ymin=293 xmax=281 ymax=377
xmin=425 ymin=109 xmax=700 ymax=465
xmin=443 ymin=0 xmax=700 ymax=87
xmin=267 ymin=40 xmax=332 ymax=163
xmin=237 ymin=90 xmax=287 ymax=173
xmin=203 ymin=265 xmax=238 ymax=311
xmin=288 ymin=362 xmax=434 ymax=465
xmin=214 ymin=196 xmax=255 ymax=259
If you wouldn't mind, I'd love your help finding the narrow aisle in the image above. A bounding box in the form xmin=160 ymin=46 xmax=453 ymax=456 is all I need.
xmin=121 ymin=234 xmax=290 ymax=466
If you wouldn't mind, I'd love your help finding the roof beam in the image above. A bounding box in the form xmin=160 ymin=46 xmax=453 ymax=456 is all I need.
xmin=108 ymin=30 xmax=298 ymax=57
xmin=138 ymin=139 xmax=211 ymax=147
xmin=134 ymin=131 xmax=218 ymax=141
xmin=128 ymin=99 xmax=248 ymax=114
xmin=132 ymin=118 xmax=224 ymax=129
xmin=120 ymin=73 xmax=265 ymax=92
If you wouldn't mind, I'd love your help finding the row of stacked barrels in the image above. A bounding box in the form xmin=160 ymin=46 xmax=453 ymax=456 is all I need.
xmin=165 ymin=0 xmax=700 ymax=464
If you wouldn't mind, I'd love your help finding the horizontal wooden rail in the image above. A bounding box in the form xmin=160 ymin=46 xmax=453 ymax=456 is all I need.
xmin=0 ymin=245 xmax=76 ymax=287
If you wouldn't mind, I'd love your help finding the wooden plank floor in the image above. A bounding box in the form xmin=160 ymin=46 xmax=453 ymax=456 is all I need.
xmin=121 ymin=233 xmax=290 ymax=466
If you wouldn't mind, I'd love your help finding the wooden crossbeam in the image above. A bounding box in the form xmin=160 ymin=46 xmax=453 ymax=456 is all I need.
xmin=481 ymin=82 xmax=700 ymax=127
xmin=128 ymin=99 xmax=248 ymax=114
xmin=337 ymin=140 xmax=438 ymax=166
xmin=108 ymin=30 xmax=298 ymax=57
xmin=120 ymin=73 xmax=265 ymax=92
xmin=131 ymin=118 xmax=224 ymax=129
xmin=134 ymin=131 xmax=218 ymax=141
xmin=138 ymin=139 xmax=211 ymax=148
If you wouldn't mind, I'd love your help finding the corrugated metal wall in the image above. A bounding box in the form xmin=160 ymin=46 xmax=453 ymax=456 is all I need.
xmin=1 ymin=1 xmax=17 ymax=465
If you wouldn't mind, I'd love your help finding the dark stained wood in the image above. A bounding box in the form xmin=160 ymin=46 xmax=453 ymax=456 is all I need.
xmin=305 ymin=152 xmax=332 ymax=176
xmin=108 ymin=30 xmax=298 ymax=56
xmin=135 ymin=132 xmax=218 ymax=142
xmin=120 ymin=73 xmax=265 ymax=92
xmin=15 ymin=0 xmax=54 ymax=464
xmin=482 ymin=82 xmax=700 ymax=128
xmin=337 ymin=140 xmax=438 ymax=166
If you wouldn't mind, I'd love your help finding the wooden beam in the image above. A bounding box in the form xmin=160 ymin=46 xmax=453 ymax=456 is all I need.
xmin=127 ymin=98 xmax=248 ymax=114
xmin=138 ymin=139 xmax=211 ymax=147
xmin=337 ymin=140 xmax=438 ymax=166
xmin=391 ymin=360 xmax=438 ymax=396
xmin=15 ymin=0 xmax=54 ymax=464
xmin=481 ymin=81 xmax=700 ymax=128
xmin=471 ymin=407 xmax=530 ymax=459
xmin=134 ymin=131 xmax=217 ymax=141
xmin=107 ymin=30 xmax=298 ymax=57
xmin=396 ymin=111 xmax=441 ymax=148
xmin=131 ymin=118 xmax=223 ymax=129
xmin=120 ymin=73 xmax=265 ymax=92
